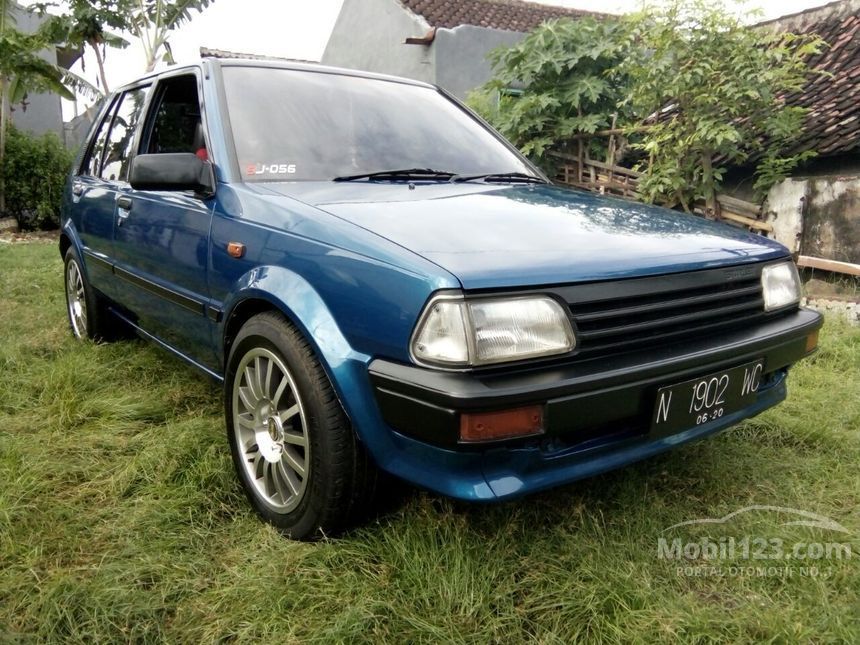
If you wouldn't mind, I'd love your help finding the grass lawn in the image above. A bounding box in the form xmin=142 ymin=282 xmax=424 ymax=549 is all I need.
xmin=1 ymin=241 xmax=859 ymax=643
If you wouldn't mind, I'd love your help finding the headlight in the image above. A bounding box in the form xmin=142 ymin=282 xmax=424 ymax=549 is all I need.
xmin=761 ymin=262 xmax=802 ymax=311
xmin=411 ymin=295 xmax=575 ymax=367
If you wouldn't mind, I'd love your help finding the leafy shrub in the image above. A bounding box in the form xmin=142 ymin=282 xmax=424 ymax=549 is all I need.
xmin=2 ymin=126 xmax=75 ymax=230
xmin=476 ymin=0 xmax=825 ymax=208
xmin=468 ymin=17 xmax=629 ymax=165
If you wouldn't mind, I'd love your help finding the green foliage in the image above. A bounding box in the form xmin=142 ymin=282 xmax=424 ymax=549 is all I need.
xmin=0 ymin=14 xmax=76 ymax=104
xmin=0 ymin=1 xmax=97 ymax=215
xmin=35 ymin=0 xmax=214 ymax=79
xmin=125 ymin=0 xmax=215 ymax=71
xmin=1 ymin=126 xmax=73 ymax=230
xmin=35 ymin=0 xmax=130 ymax=52
xmin=620 ymin=0 xmax=825 ymax=207
xmin=470 ymin=17 xmax=630 ymax=164
xmin=477 ymin=0 xmax=824 ymax=208
xmin=35 ymin=0 xmax=131 ymax=94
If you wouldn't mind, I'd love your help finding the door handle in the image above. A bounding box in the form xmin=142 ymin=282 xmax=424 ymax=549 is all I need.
xmin=117 ymin=196 xmax=133 ymax=210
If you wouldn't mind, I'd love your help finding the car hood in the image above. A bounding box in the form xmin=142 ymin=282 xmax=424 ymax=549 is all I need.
xmin=254 ymin=182 xmax=788 ymax=290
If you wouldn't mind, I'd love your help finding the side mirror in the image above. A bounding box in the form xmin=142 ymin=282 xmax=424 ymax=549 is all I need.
xmin=129 ymin=153 xmax=215 ymax=196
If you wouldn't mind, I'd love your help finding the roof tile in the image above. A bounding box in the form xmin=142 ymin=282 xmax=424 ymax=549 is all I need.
xmin=766 ymin=2 xmax=860 ymax=157
xmin=398 ymin=0 xmax=604 ymax=31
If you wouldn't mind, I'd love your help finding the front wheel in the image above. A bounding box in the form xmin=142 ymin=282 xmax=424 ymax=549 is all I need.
xmin=225 ymin=312 xmax=379 ymax=539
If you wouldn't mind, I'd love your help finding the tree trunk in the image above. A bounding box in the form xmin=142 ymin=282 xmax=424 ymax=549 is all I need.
xmin=91 ymin=40 xmax=110 ymax=94
xmin=0 ymin=75 xmax=9 ymax=216
xmin=701 ymin=150 xmax=717 ymax=219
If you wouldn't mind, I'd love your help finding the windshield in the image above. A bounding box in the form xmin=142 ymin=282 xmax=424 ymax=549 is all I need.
xmin=221 ymin=66 xmax=536 ymax=182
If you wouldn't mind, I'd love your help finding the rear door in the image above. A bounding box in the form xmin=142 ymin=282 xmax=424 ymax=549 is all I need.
xmin=111 ymin=71 xmax=218 ymax=369
xmin=69 ymin=96 xmax=120 ymax=295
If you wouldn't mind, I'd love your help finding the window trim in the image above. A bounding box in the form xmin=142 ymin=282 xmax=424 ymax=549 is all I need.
xmin=138 ymin=68 xmax=212 ymax=164
xmin=76 ymin=95 xmax=118 ymax=178
xmin=76 ymin=80 xmax=155 ymax=181
xmin=98 ymin=84 xmax=152 ymax=184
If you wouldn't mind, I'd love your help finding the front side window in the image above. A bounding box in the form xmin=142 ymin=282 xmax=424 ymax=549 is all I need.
xmin=100 ymin=86 xmax=150 ymax=182
xmin=142 ymin=75 xmax=206 ymax=157
xmin=221 ymin=67 xmax=534 ymax=182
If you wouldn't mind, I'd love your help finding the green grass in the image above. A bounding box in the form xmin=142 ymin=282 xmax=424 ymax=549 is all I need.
xmin=1 ymin=241 xmax=859 ymax=643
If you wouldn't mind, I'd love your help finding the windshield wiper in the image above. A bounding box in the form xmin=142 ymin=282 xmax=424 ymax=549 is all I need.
xmin=450 ymin=171 xmax=547 ymax=184
xmin=333 ymin=168 xmax=457 ymax=182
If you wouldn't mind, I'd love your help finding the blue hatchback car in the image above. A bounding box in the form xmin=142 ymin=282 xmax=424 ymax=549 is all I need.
xmin=61 ymin=59 xmax=822 ymax=539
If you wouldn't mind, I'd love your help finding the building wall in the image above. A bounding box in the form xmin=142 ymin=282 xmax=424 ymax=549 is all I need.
xmin=433 ymin=25 xmax=524 ymax=99
xmin=766 ymin=174 xmax=860 ymax=265
xmin=321 ymin=0 xmax=435 ymax=85
xmin=8 ymin=4 xmax=63 ymax=139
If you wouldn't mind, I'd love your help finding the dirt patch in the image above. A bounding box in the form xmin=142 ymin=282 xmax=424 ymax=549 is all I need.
xmin=803 ymin=297 xmax=860 ymax=326
xmin=0 ymin=230 xmax=60 ymax=245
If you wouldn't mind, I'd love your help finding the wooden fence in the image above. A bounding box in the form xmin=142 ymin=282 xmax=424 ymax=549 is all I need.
xmin=548 ymin=150 xmax=773 ymax=233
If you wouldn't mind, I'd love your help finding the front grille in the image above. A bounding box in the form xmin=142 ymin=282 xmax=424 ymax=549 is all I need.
xmin=554 ymin=264 xmax=774 ymax=359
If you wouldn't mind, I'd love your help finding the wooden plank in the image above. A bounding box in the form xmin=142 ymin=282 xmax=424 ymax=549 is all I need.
xmin=718 ymin=211 xmax=773 ymax=232
xmin=583 ymin=158 xmax=643 ymax=178
xmin=548 ymin=152 xmax=643 ymax=178
xmin=561 ymin=125 xmax=652 ymax=140
xmin=716 ymin=194 xmax=762 ymax=216
xmin=797 ymin=255 xmax=860 ymax=277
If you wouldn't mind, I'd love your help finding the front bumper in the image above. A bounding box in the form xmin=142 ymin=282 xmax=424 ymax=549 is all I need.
xmin=368 ymin=308 xmax=822 ymax=499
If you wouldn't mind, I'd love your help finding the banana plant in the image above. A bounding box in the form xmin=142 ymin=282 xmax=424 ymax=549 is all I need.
xmin=33 ymin=0 xmax=131 ymax=94
xmin=0 ymin=0 xmax=98 ymax=214
xmin=125 ymin=0 xmax=214 ymax=72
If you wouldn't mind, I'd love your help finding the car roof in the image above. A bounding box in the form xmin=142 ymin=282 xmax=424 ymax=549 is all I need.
xmin=113 ymin=58 xmax=437 ymax=95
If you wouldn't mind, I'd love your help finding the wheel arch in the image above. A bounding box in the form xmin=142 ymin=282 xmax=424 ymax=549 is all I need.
xmin=219 ymin=268 xmax=368 ymax=429
xmin=59 ymin=232 xmax=72 ymax=259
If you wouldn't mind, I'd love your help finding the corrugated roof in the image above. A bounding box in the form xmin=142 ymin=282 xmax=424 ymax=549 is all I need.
xmin=398 ymin=0 xmax=605 ymax=32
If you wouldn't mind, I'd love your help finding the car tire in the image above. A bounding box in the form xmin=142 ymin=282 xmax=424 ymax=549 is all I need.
xmin=225 ymin=311 xmax=379 ymax=539
xmin=63 ymin=248 xmax=110 ymax=341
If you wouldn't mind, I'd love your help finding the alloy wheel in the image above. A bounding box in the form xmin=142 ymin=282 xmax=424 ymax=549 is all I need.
xmin=66 ymin=259 xmax=88 ymax=339
xmin=231 ymin=347 xmax=310 ymax=513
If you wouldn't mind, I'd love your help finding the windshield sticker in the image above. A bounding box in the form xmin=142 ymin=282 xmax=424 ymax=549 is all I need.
xmin=246 ymin=163 xmax=297 ymax=176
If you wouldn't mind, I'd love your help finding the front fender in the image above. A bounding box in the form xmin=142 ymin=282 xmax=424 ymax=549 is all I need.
xmin=220 ymin=265 xmax=403 ymax=465
xmin=223 ymin=265 xmax=361 ymax=367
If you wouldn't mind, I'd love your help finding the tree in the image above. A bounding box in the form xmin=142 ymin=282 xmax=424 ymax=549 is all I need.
xmin=35 ymin=0 xmax=131 ymax=94
xmin=469 ymin=17 xmax=630 ymax=164
xmin=620 ymin=0 xmax=824 ymax=209
xmin=125 ymin=0 xmax=214 ymax=73
xmin=0 ymin=0 xmax=95 ymax=214
xmin=474 ymin=0 xmax=824 ymax=210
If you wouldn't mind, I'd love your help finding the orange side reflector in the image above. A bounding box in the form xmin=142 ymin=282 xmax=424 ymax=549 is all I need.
xmin=227 ymin=242 xmax=246 ymax=258
xmin=805 ymin=330 xmax=819 ymax=353
xmin=459 ymin=405 xmax=544 ymax=443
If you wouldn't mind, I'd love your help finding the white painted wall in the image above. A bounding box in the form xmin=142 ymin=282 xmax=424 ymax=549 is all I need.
xmin=321 ymin=0 xmax=434 ymax=84
xmin=765 ymin=179 xmax=808 ymax=254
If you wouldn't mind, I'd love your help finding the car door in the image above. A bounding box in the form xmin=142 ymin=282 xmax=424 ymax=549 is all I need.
xmin=111 ymin=71 xmax=218 ymax=370
xmin=69 ymin=95 xmax=121 ymax=296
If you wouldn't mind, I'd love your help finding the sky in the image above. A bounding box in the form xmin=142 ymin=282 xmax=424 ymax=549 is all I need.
xmin=63 ymin=0 xmax=836 ymax=118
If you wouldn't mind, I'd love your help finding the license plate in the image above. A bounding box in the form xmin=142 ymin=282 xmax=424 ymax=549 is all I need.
xmin=650 ymin=359 xmax=765 ymax=437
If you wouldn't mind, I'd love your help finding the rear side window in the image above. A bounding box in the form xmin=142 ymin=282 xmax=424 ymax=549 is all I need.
xmin=142 ymin=75 xmax=205 ymax=156
xmin=100 ymin=86 xmax=150 ymax=182
xmin=80 ymin=98 xmax=117 ymax=177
